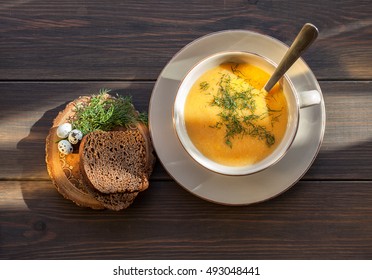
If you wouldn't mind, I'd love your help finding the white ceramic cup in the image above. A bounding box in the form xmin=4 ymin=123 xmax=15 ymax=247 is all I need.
xmin=173 ymin=51 xmax=321 ymax=175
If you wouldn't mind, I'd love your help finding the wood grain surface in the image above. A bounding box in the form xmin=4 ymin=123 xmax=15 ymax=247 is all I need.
xmin=2 ymin=180 xmax=372 ymax=259
xmin=0 ymin=0 xmax=371 ymax=80
xmin=1 ymin=0 xmax=372 ymax=260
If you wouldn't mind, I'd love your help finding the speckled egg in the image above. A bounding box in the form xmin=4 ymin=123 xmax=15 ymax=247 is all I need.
xmin=56 ymin=123 xmax=72 ymax=138
xmin=58 ymin=140 xmax=73 ymax=155
xmin=68 ymin=129 xmax=83 ymax=144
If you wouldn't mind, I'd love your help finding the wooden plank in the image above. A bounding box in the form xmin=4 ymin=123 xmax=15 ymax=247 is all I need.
xmin=0 ymin=0 xmax=371 ymax=80
xmin=306 ymin=81 xmax=372 ymax=180
xmin=1 ymin=180 xmax=372 ymax=259
xmin=1 ymin=81 xmax=372 ymax=180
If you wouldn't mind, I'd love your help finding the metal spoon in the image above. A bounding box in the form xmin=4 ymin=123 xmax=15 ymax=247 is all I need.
xmin=263 ymin=23 xmax=319 ymax=92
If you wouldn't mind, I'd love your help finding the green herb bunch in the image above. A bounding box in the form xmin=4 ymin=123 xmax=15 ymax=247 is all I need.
xmin=72 ymin=89 xmax=148 ymax=135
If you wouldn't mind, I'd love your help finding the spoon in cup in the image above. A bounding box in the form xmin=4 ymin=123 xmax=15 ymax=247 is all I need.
xmin=263 ymin=23 xmax=319 ymax=93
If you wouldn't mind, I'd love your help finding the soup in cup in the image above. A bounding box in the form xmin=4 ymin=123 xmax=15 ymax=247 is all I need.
xmin=173 ymin=51 xmax=320 ymax=175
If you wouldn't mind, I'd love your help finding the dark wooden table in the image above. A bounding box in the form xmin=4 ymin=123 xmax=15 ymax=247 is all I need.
xmin=1 ymin=0 xmax=372 ymax=260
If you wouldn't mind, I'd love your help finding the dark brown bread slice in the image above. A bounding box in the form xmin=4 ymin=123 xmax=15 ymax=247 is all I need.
xmin=80 ymin=127 xmax=152 ymax=194
xmin=86 ymin=189 xmax=139 ymax=211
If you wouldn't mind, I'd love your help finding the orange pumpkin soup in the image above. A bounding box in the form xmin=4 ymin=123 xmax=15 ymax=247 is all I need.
xmin=184 ymin=63 xmax=288 ymax=166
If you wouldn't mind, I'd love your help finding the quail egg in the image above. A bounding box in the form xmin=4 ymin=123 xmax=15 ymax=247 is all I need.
xmin=68 ymin=129 xmax=83 ymax=144
xmin=58 ymin=140 xmax=73 ymax=155
xmin=56 ymin=123 xmax=72 ymax=138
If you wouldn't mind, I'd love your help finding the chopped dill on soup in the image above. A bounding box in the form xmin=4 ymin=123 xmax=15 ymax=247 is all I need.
xmin=184 ymin=63 xmax=288 ymax=166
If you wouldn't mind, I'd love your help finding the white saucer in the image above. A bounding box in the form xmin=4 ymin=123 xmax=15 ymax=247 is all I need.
xmin=149 ymin=30 xmax=326 ymax=205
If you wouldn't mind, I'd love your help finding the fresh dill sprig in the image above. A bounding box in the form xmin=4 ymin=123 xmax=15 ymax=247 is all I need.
xmin=205 ymin=68 xmax=279 ymax=148
xmin=72 ymin=89 xmax=148 ymax=135
xmin=199 ymin=81 xmax=210 ymax=91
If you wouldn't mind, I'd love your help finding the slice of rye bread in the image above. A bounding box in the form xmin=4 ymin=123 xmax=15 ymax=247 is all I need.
xmin=84 ymin=189 xmax=139 ymax=211
xmin=79 ymin=124 xmax=155 ymax=211
xmin=80 ymin=126 xmax=152 ymax=194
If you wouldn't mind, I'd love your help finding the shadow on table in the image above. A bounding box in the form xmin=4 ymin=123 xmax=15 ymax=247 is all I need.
xmin=16 ymin=103 xmax=72 ymax=212
xmin=16 ymin=102 xmax=156 ymax=215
